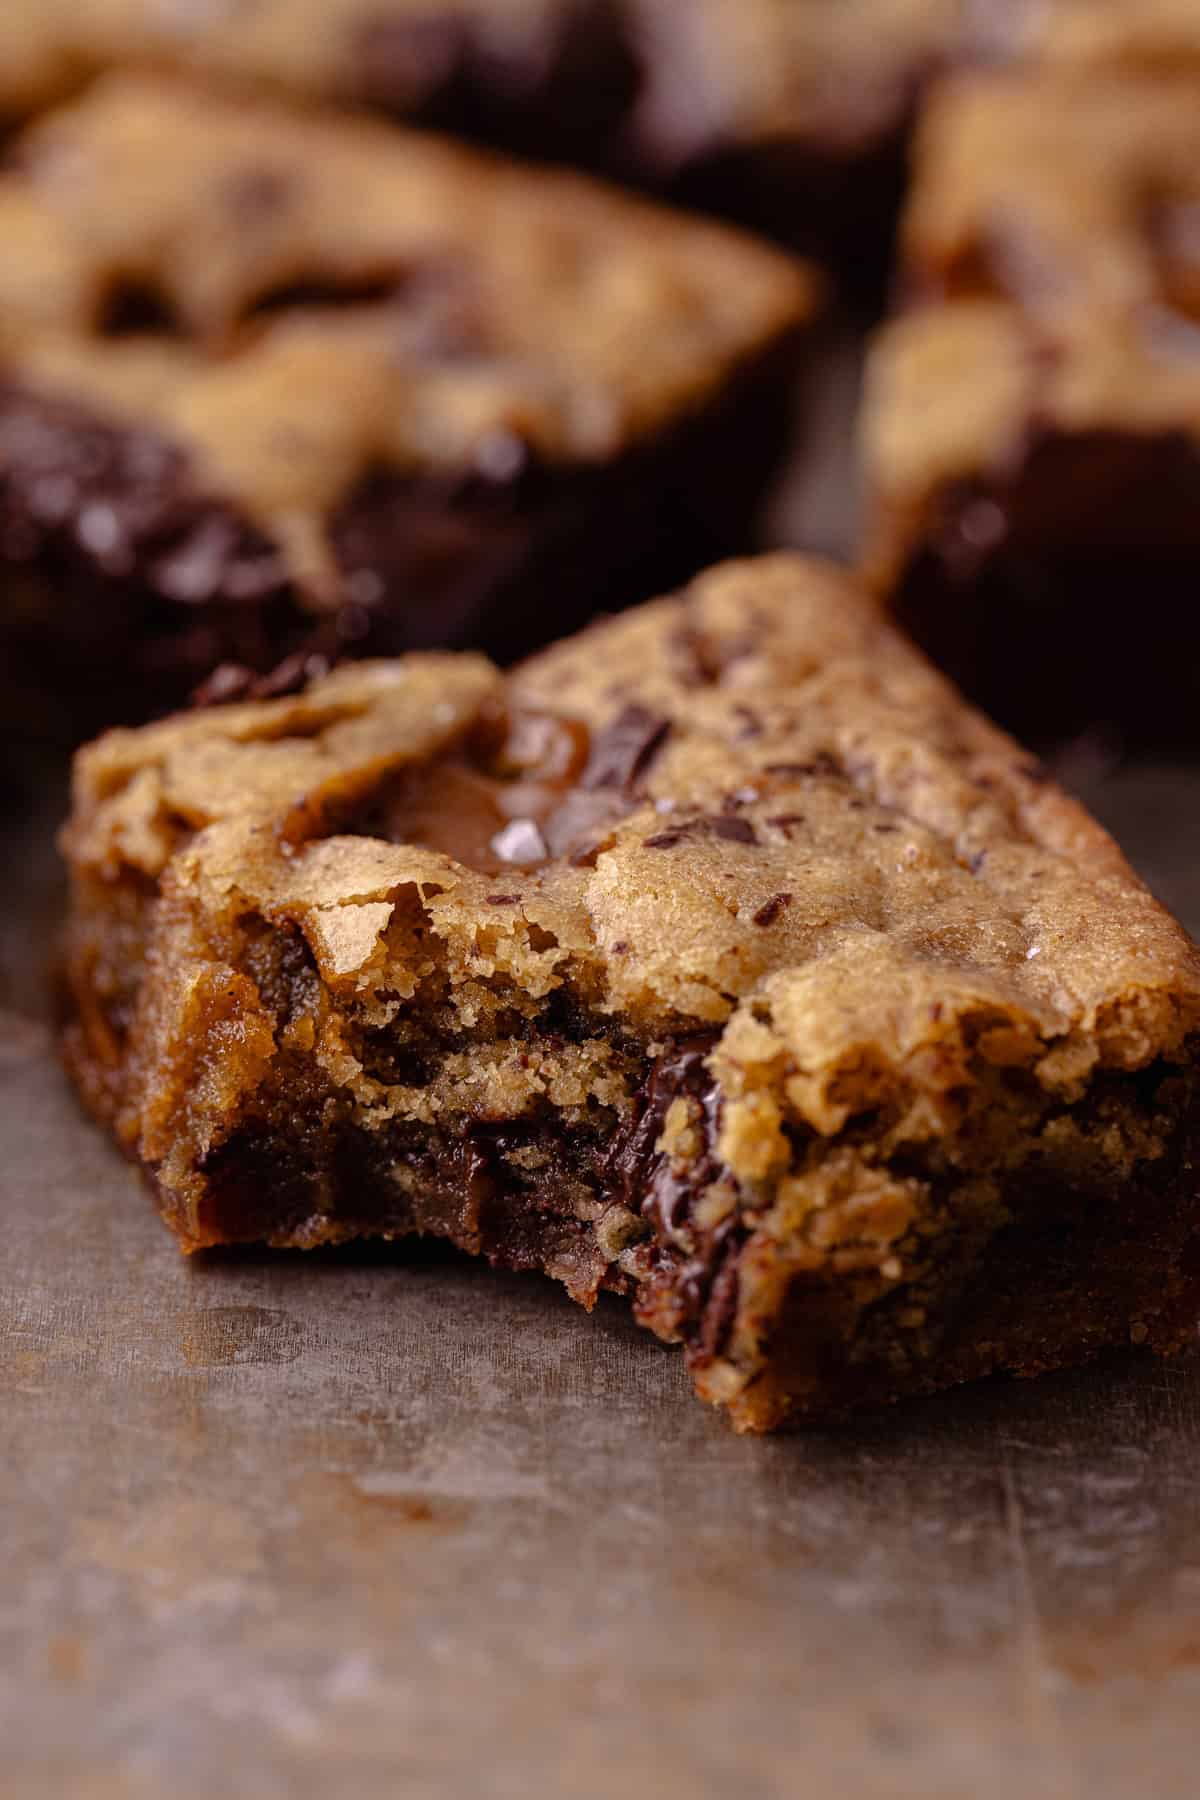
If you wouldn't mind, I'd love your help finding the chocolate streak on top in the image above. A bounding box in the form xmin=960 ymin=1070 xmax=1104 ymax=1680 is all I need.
xmin=581 ymin=704 xmax=671 ymax=791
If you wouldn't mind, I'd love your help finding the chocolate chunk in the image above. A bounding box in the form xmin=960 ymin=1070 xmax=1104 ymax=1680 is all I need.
xmin=251 ymin=650 xmax=334 ymax=700
xmin=192 ymin=650 xmax=331 ymax=708
xmin=693 ymin=1229 xmax=743 ymax=1360
xmin=582 ymin=705 xmax=672 ymax=792
xmin=191 ymin=662 xmax=258 ymax=708
xmin=606 ymin=1036 xmax=720 ymax=1221
xmin=154 ymin=514 xmax=285 ymax=606
xmin=645 ymin=814 xmax=758 ymax=851
xmin=97 ymin=280 xmax=183 ymax=339
xmin=607 ymin=1039 xmax=749 ymax=1362
xmin=752 ymin=892 xmax=792 ymax=927
xmin=542 ymin=788 xmax=629 ymax=864
xmin=763 ymin=752 xmax=840 ymax=778
xmin=710 ymin=816 xmax=757 ymax=845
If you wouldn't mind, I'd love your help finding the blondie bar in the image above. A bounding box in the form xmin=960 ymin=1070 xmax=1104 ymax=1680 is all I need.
xmin=0 ymin=74 xmax=812 ymax=728
xmin=863 ymin=70 xmax=1200 ymax=742
xmin=62 ymin=555 xmax=1200 ymax=1429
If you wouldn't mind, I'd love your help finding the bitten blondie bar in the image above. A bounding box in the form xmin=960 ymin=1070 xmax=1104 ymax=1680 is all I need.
xmin=862 ymin=70 xmax=1200 ymax=743
xmin=0 ymin=74 xmax=812 ymax=728
xmin=62 ymin=554 xmax=1200 ymax=1430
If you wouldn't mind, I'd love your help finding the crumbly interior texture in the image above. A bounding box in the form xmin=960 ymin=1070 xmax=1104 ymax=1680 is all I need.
xmin=863 ymin=71 xmax=1200 ymax=585
xmin=62 ymin=555 xmax=1200 ymax=1429
xmin=0 ymin=74 xmax=812 ymax=605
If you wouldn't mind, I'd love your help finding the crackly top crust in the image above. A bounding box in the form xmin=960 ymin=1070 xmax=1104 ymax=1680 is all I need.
xmin=628 ymin=0 xmax=958 ymax=167
xmin=66 ymin=553 xmax=1200 ymax=1174
xmin=0 ymin=0 xmax=589 ymax=117
xmin=967 ymin=0 xmax=1200 ymax=72
xmin=0 ymin=74 xmax=812 ymax=599
xmin=862 ymin=72 xmax=1200 ymax=564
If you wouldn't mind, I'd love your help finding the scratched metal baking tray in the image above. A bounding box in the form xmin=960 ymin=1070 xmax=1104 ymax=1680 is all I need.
xmin=4 ymin=346 xmax=1200 ymax=1800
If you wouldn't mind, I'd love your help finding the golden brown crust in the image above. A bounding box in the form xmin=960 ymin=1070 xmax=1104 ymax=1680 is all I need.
xmin=62 ymin=555 xmax=1200 ymax=1428
xmin=71 ymin=552 xmax=1199 ymax=1046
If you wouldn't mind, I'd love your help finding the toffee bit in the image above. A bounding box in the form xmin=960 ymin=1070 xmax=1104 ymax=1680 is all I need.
xmin=583 ymin=705 xmax=671 ymax=792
